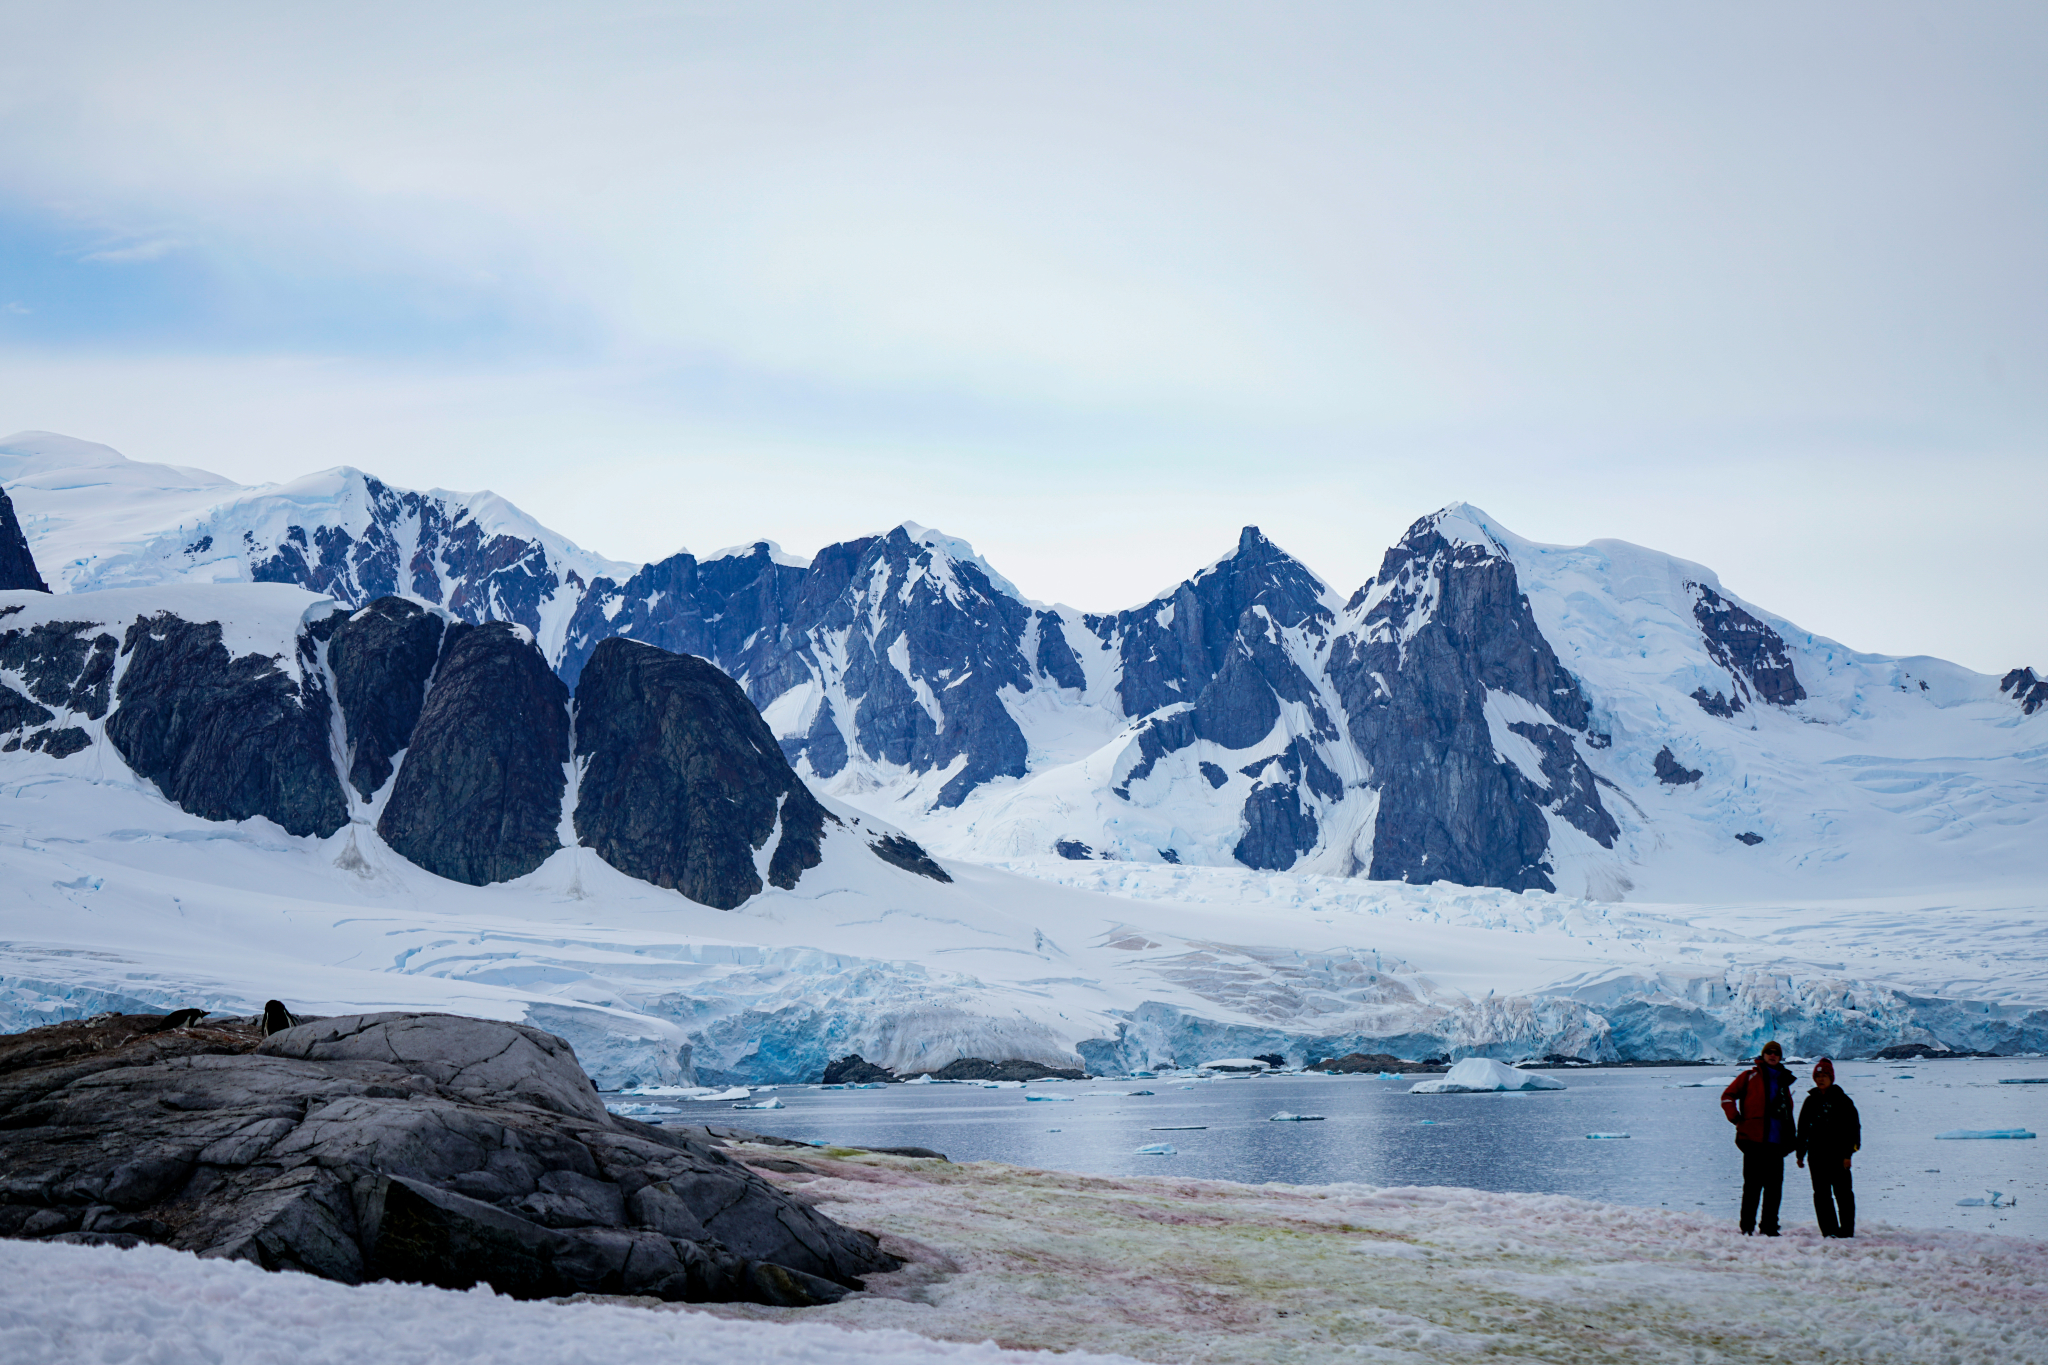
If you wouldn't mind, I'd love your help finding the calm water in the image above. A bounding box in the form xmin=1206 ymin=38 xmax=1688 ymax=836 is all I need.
xmin=651 ymin=1061 xmax=2048 ymax=1239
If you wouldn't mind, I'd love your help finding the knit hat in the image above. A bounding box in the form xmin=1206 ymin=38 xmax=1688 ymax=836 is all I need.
xmin=1813 ymin=1057 xmax=1835 ymax=1078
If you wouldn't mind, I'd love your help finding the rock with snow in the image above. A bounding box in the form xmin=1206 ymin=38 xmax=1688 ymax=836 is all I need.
xmin=0 ymin=486 xmax=48 ymax=592
xmin=378 ymin=622 xmax=569 ymax=886
xmin=326 ymin=597 xmax=447 ymax=801
xmin=1408 ymin=1057 xmax=1568 ymax=1093
xmin=571 ymin=638 xmax=830 ymax=909
xmin=0 ymin=1010 xmax=894 ymax=1303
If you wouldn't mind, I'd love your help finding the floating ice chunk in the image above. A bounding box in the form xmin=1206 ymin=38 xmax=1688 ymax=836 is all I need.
xmin=1586 ymin=1133 xmax=1631 ymax=1140
xmin=1668 ymin=1077 xmax=1737 ymax=1089
xmin=1025 ymin=1094 xmax=1074 ymax=1102
xmin=981 ymin=1080 xmax=1026 ymax=1090
xmin=694 ymin=1087 xmax=752 ymax=1102
xmin=1269 ymin=1112 xmax=1326 ymax=1122
xmin=1935 ymin=1128 xmax=2036 ymax=1140
xmin=1150 ymin=1125 xmax=1206 ymax=1131
xmin=904 ymin=1075 xmax=935 ymax=1085
xmin=1409 ymin=1058 xmax=1568 ymax=1093
xmin=1134 ymin=1143 xmax=1177 ymax=1155
xmin=605 ymin=1102 xmax=682 ymax=1116
xmin=1999 ymin=1077 xmax=2048 ymax=1085
xmin=732 ymin=1098 xmax=784 ymax=1110
xmin=1126 ymin=1089 xmax=1155 ymax=1096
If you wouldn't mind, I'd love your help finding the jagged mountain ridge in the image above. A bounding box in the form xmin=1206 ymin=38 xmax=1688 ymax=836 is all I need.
xmin=6 ymin=431 xmax=2043 ymax=902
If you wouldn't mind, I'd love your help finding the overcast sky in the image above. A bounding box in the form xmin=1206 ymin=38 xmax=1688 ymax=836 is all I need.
xmin=0 ymin=3 xmax=2041 ymax=670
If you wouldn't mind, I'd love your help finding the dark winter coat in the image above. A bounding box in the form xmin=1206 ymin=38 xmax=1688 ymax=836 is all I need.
xmin=1721 ymin=1061 xmax=1797 ymax=1149
xmin=1796 ymin=1085 xmax=1861 ymax=1161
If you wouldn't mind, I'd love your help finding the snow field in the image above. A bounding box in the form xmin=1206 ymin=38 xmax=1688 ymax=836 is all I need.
xmin=0 ymin=1239 xmax=1140 ymax=1365
xmin=700 ymin=1146 xmax=2048 ymax=1364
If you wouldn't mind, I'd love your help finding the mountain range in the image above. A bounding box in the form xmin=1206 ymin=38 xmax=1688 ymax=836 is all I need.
xmin=3 ymin=429 xmax=2044 ymax=1079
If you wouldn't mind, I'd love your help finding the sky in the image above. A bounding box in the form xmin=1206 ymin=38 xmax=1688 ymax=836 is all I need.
xmin=0 ymin=2 xmax=2042 ymax=671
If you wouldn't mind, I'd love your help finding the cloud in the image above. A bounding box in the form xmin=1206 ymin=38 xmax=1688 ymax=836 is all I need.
xmin=78 ymin=236 xmax=182 ymax=264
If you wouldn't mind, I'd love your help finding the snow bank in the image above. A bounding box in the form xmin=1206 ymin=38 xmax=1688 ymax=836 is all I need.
xmin=1408 ymin=1056 xmax=1567 ymax=1093
xmin=0 ymin=1239 xmax=1140 ymax=1365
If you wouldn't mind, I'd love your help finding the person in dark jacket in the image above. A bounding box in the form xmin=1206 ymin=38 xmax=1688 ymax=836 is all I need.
xmin=1720 ymin=1039 xmax=1798 ymax=1235
xmin=1796 ymin=1056 xmax=1860 ymax=1237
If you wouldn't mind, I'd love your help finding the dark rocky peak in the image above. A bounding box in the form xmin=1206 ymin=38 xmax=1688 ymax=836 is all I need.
xmin=1654 ymin=746 xmax=1703 ymax=785
xmin=1687 ymin=581 xmax=1806 ymax=711
xmin=106 ymin=612 xmax=347 ymax=839
xmin=556 ymin=540 xmax=834 ymax=698
xmin=326 ymin=596 xmax=447 ymax=800
xmin=0 ymin=615 xmax=118 ymax=720
xmin=2000 ymin=666 xmax=2047 ymax=716
xmin=0 ymin=485 xmax=49 ymax=591
xmin=378 ymin=621 xmax=569 ymax=886
xmin=1327 ymin=504 xmax=1611 ymax=892
xmin=572 ymin=637 xmax=833 ymax=909
xmin=794 ymin=525 xmax=1037 ymax=807
xmin=1086 ymin=525 xmax=1333 ymax=720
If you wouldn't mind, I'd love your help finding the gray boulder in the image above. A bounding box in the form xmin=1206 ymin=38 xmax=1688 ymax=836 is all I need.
xmin=0 ymin=1011 xmax=893 ymax=1304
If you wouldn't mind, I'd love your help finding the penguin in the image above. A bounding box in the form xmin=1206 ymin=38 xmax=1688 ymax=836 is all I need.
xmin=151 ymin=1008 xmax=209 ymax=1032
xmin=261 ymin=1000 xmax=298 ymax=1036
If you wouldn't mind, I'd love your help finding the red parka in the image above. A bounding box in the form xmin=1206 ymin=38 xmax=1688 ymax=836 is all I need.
xmin=1721 ymin=1061 xmax=1797 ymax=1149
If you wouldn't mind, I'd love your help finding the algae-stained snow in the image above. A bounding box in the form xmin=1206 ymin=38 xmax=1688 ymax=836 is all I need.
xmin=665 ymin=1146 xmax=2048 ymax=1364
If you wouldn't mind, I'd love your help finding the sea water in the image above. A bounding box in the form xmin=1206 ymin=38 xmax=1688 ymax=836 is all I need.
xmin=653 ymin=1060 xmax=2048 ymax=1238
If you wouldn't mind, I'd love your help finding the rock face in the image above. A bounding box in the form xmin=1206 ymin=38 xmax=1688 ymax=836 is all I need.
xmin=379 ymin=623 xmax=569 ymax=886
xmin=1653 ymin=747 xmax=1702 ymax=785
xmin=2001 ymin=667 xmax=2048 ymax=717
xmin=326 ymin=598 xmax=446 ymax=800
xmin=0 ymin=487 xmax=48 ymax=592
xmin=1688 ymin=582 xmax=1806 ymax=710
xmin=573 ymin=638 xmax=830 ymax=909
xmin=1329 ymin=510 xmax=1616 ymax=892
xmin=920 ymin=1057 xmax=1086 ymax=1082
xmin=820 ymin=1055 xmax=898 ymax=1085
xmin=106 ymin=613 xmax=348 ymax=839
xmin=0 ymin=1011 xmax=894 ymax=1304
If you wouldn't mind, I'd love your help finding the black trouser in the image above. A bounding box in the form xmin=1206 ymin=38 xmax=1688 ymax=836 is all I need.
xmin=1736 ymin=1138 xmax=1786 ymax=1234
xmin=1809 ymin=1155 xmax=1855 ymax=1237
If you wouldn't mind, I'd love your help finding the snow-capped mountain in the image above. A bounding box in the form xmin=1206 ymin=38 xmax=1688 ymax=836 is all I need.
xmin=7 ymin=431 xmax=2044 ymax=908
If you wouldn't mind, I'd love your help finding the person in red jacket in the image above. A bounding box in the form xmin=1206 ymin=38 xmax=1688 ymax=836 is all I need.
xmin=1720 ymin=1039 xmax=1798 ymax=1235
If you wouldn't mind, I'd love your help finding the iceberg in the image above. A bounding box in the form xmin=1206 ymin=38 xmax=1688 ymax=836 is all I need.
xmin=1586 ymin=1133 xmax=1631 ymax=1140
xmin=1934 ymin=1128 xmax=2035 ymax=1140
xmin=731 ymin=1098 xmax=784 ymax=1110
xmin=1134 ymin=1143 xmax=1177 ymax=1155
xmin=1269 ymin=1112 xmax=1326 ymax=1122
xmin=1409 ymin=1058 xmax=1568 ymax=1093
xmin=1998 ymin=1077 xmax=2048 ymax=1085
xmin=1025 ymin=1094 xmax=1074 ymax=1102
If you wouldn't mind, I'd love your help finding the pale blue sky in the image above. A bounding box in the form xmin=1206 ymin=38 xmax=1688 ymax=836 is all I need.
xmin=0 ymin=2 xmax=2042 ymax=670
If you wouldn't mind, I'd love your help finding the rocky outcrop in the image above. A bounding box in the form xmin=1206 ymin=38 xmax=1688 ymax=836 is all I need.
xmin=326 ymin=597 xmax=447 ymax=799
xmin=2000 ymin=667 xmax=2048 ymax=717
xmin=0 ymin=487 xmax=48 ymax=592
xmin=1329 ymin=511 xmax=1615 ymax=892
xmin=1689 ymin=583 xmax=1805 ymax=708
xmin=105 ymin=613 xmax=347 ymax=838
xmin=918 ymin=1058 xmax=1086 ymax=1081
xmin=378 ymin=623 xmax=568 ymax=885
xmin=820 ymin=1055 xmax=897 ymax=1084
xmin=0 ymin=1011 xmax=893 ymax=1304
xmin=1305 ymin=1053 xmax=1447 ymax=1074
xmin=1654 ymin=747 xmax=1702 ymax=785
xmin=572 ymin=638 xmax=830 ymax=909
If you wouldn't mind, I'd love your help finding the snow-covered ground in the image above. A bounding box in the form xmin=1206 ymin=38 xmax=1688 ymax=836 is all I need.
xmin=5 ymin=1148 xmax=2042 ymax=1364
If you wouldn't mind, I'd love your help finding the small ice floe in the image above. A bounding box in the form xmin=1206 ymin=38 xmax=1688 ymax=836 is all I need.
xmin=1409 ymin=1058 xmax=1566 ymax=1094
xmin=732 ymin=1098 xmax=784 ymax=1110
xmin=1134 ymin=1143 xmax=1177 ymax=1155
xmin=1150 ymin=1125 xmax=1207 ymax=1131
xmin=1999 ymin=1077 xmax=2048 ymax=1085
xmin=1025 ymin=1095 xmax=1074 ymax=1102
xmin=818 ymin=1084 xmax=849 ymax=1091
xmin=1936 ymin=1128 xmax=2037 ymax=1140
xmin=604 ymin=1102 xmax=682 ymax=1116
xmin=904 ymin=1075 xmax=936 ymax=1085
xmin=1126 ymin=1089 xmax=1155 ymax=1096
xmin=854 ymin=1082 xmax=889 ymax=1090
xmin=1586 ymin=1133 xmax=1631 ymax=1140
xmin=981 ymin=1080 xmax=1026 ymax=1090
xmin=1048 ymin=1128 xmax=1062 ymax=1133
xmin=1269 ymin=1112 xmax=1326 ymax=1122
xmin=1894 ymin=1074 xmax=1914 ymax=1080
xmin=1955 ymin=1190 xmax=2016 ymax=1208
xmin=1418 ymin=1119 xmax=1443 ymax=1125
xmin=1667 ymin=1077 xmax=1736 ymax=1089
xmin=1351 ymin=1241 xmax=1430 ymax=1260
